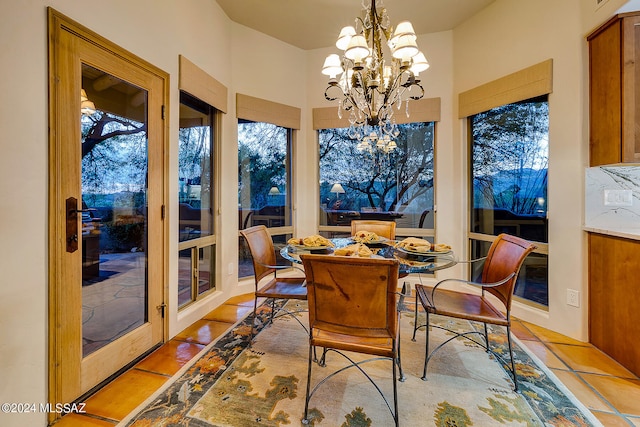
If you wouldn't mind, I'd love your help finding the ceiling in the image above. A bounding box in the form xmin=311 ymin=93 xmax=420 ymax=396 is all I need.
xmin=215 ymin=0 xmax=496 ymax=50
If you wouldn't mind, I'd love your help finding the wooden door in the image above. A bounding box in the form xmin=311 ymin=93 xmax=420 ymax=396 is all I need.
xmin=48 ymin=9 xmax=168 ymax=414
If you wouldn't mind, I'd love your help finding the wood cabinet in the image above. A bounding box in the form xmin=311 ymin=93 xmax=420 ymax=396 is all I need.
xmin=588 ymin=233 xmax=640 ymax=376
xmin=588 ymin=13 xmax=640 ymax=166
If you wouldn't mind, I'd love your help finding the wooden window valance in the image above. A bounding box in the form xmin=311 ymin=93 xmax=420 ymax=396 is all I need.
xmin=458 ymin=59 xmax=553 ymax=118
xmin=236 ymin=94 xmax=301 ymax=130
xmin=178 ymin=55 xmax=228 ymax=113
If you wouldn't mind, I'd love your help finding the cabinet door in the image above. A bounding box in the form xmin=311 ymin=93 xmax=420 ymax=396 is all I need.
xmin=589 ymin=233 xmax=640 ymax=377
xmin=589 ymin=19 xmax=622 ymax=166
xmin=622 ymin=15 xmax=640 ymax=162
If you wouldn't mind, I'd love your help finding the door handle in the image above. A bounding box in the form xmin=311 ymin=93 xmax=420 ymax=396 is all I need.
xmin=68 ymin=207 xmax=96 ymax=215
xmin=66 ymin=197 xmax=79 ymax=253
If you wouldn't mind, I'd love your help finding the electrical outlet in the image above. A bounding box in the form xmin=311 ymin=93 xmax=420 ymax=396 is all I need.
xmin=567 ymin=289 xmax=580 ymax=307
xmin=228 ymin=262 xmax=234 ymax=276
xmin=603 ymin=189 xmax=633 ymax=206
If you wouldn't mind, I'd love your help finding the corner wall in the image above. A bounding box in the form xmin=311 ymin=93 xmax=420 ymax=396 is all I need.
xmin=452 ymin=0 xmax=627 ymax=339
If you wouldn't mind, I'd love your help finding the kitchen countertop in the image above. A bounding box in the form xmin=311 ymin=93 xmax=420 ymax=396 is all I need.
xmin=584 ymin=226 xmax=640 ymax=241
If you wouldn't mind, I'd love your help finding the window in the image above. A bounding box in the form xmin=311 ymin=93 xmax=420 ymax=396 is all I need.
xmin=469 ymin=96 xmax=549 ymax=307
xmin=238 ymin=120 xmax=293 ymax=278
xmin=178 ymin=91 xmax=217 ymax=308
xmin=318 ymin=123 xmax=435 ymax=237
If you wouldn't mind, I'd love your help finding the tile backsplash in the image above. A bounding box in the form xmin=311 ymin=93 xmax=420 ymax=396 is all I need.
xmin=585 ymin=165 xmax=640 ymax=228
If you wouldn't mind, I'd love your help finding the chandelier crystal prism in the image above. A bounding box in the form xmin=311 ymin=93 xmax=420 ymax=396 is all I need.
xmin=322 ymin=0 xmax=429 ymax=151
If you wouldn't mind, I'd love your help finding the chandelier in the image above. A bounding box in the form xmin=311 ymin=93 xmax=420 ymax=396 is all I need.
xmin=321 ymin=0 xmax=429 ymax=153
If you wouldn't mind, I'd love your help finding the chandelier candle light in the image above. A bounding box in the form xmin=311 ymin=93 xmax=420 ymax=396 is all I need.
xmin=321 ymin=0 xmax=429 ymax=153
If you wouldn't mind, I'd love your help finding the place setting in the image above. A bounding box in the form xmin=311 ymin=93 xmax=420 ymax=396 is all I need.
xmin=286 ymin=234 xmax=335 ymax=253
xmin=282 ymin=231 xmax=457 ymax=275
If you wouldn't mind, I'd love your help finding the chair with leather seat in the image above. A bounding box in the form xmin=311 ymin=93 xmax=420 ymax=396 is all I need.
xmin=413 ymin=233 xmax=536 ymax=391
xmin=351 ymin=219 xmax=396 ymax=240
xmin=299 ymin=254 xmax=404 ymax=426
xmin=240 ymin=225 xmax=307 ymax=342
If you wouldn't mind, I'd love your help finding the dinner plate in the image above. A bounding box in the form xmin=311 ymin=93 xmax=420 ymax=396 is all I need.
xmin=352 ymin=236 xmax=389 ymax=245
xmin=291 ymin=244 xmax=331 ymax=251
xmin=396 ymin=246 xmax=452 ymax=256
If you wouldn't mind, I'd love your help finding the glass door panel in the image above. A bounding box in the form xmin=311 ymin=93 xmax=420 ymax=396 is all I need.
xmin=197 ymin=245 xmax=215 ymax=297
xmin=81 ymin=64 xmax=149 ymax=356
xmin=178 ymin=248 xmax=194 ymax=308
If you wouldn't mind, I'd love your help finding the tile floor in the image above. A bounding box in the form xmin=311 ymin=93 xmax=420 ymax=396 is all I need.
xmin=54 ymin=292 xmax=640 ymax=426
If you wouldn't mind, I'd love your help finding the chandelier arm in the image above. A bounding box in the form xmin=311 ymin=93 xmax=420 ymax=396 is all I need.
xmin=378 ymin=70 xmax=406 ymax=117
xmin=346 ymin=88 xmax=368 ymax=125
xmin=409 ymin=82 xmax=425 ymax=100
xmin=352 ymin=71 xmax=375 ymax=121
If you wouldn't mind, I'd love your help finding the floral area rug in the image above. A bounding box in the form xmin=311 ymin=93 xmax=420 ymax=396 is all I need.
xmin=119 ymin=299 xmax=601 ymax=426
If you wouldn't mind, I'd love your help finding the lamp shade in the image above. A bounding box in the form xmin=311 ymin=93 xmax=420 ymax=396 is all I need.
xmin=268 ymin=186 xmax=280 ymax=195
xmin=322 ymin=54 xmax=343 ymax=78
xmin=336 ymin=26 xmax=356 ymax=50
xmin=80 ymin=88 xmax=96 ymax=116
xmin=330 ymin=183 xmax=345 ymax=194
xmin=389 ymin=21 xmax=416 ymax=49
xmin=410 ymin=52 xmax=430 ymax=75
xmin=345 ymin=35 xmax=370 ymax=62
xmin=391 ymin=35 xmax=419 ymax=60
xmin=392 ymin=21 xmax=416 ymax=38
xmin=81 ymin=100 xmax=97 ymax=116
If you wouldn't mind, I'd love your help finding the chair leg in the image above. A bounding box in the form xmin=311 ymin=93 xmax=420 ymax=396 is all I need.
xmin=302 ymin=344 xmax=314 ymax=425
xmin=318 ymin=347 xmax=328 ymax=367
xmin=412 ymin=290 xmax=419 ymax=341
xmin=396 ymin=323 xmax=405 ymax=382
xmin=269 ymin=298 xmax=276 ymax=324
xmin=421 ymin=311 xmax=431 ymax=381
xmin=506 ymin=325 xmax=519 ymax=392
xmin=249 ymin=295 xmax=258 ymax=344
xmin=484 ymin=323 xmax=489 ymax=352
xmin=392 ymin=356 xmax=399 ymax=427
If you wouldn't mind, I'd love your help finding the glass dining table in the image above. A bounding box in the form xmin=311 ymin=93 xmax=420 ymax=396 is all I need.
xmin=280 ymin=237 xmax=456 ymax=276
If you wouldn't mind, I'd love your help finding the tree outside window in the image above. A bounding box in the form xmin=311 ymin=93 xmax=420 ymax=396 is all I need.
xmin=238 ymin=120 xmax=292 ymax=278
xmin=319 ymin=123 xmax=435 ymax=232
xmin=470 ymin=95 xmax=549 ymax=307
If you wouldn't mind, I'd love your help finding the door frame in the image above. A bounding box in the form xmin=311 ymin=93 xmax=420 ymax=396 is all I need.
xmin=47 ymin=8 xmax=169 ymax=420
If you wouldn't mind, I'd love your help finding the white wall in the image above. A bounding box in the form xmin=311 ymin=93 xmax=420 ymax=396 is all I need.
xmin=0 ymin=0 xmax=633 ymax=425
xmin=453 ymin=0 xmax=588 ymax=339
xmin=0 ymin=1 xmax=306 ymax=426
xmin=451 ymin=0 xmax=634 ymax=340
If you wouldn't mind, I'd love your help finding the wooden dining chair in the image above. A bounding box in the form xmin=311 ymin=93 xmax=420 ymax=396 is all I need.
xmin=413 ymin=233 xmax=536 ymax=391
xmin=300 ymin=254 xmax=403 ymax=426
xmin=239 ymin=225 xmax=307 ymax=342
xmin=351 ymin=219 xmax=396 ymax=239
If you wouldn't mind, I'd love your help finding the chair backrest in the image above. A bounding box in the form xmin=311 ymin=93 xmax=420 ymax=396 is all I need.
xmin=418 ymin=210 xmax=431 ymax=228
xmin=481 ymin=233 xmax=537 ymax=310
xmin=300 ymin=254 xmax=399 ymax=338
xmin=351 ymin=220 xmax=397 ymax=240
xmin=239 ymin=225 xmax=276 ymax=285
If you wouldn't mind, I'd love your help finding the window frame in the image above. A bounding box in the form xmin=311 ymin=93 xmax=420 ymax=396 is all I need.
xmin=177 ymin=90 xmax=219 ymax=309
xmin=467 ymin=98 xmax=549 ymax=310
xmin=316 ymin=122 xmax=437 ymax=240
xmin=460 ymin=60 xmax=553 ymax=310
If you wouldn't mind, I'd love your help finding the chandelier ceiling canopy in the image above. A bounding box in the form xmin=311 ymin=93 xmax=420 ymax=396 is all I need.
xmin=322 ymin=0 xmax=428 ymax=153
